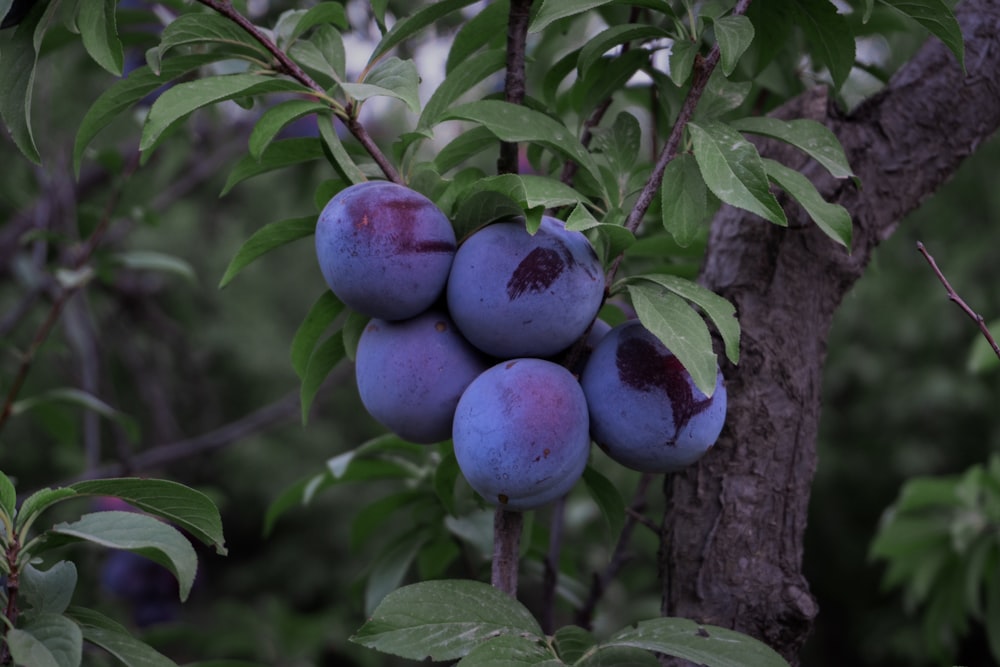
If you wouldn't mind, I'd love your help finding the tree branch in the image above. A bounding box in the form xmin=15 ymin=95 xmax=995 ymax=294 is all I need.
xmin=498 ymin=0 xmax=532 ymax=175
xmin=193 ymin=0 xmax=402 ymax=184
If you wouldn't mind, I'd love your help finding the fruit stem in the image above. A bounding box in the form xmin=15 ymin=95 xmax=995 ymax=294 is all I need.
xmin=491 ymin=508 xmax=523 ymax=597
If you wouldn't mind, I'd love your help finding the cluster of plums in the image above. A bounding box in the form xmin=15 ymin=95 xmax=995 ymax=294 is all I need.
xmin=315 ymin=182 xmax=726 ymax=511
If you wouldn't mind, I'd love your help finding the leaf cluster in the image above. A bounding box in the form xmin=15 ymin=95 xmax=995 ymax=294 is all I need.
xmin=870 ymin=455 xmax=1000 ymax=663
xmin=0 ymin=472 xmax=226 ymax=667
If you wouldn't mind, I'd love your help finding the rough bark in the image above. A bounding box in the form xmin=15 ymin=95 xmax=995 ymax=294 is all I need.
xmin=661 ymin=2 xmax=1000 ymax=664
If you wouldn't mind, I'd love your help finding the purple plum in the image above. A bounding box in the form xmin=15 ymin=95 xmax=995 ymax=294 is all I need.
xmin=355 ymin=310 xmax=490 ymax=444
xmin=446 ymin=216 xmax=605 ymax=358
xmin=315 ymin=182 xmax=456 ymax=320
xmin=453 ymin=358 xmax=591 ymax=511
xmin=581 ymin=320 xmax=726 ymax=473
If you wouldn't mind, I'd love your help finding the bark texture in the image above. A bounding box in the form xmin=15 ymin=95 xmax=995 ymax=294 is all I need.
xmin=661 ymin=2 xmax=1000 ymax=663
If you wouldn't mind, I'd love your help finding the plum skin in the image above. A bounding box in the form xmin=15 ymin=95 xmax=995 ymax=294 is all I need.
xmin=355 ymin=310 xmax=489 ymax=444
xmin=315 ymin=181 xmax=456 ymax=321
xmin=580 ymin=320 xmax=727 ymax=473
xmin=446 ymin=216 xmax=604 ymax=358
xmin=453 ymin=358 xmax=591 ymax=511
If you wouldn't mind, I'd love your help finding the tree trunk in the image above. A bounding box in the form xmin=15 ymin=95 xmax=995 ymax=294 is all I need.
xmin=661 ymin=2 xmax=1000 ymax=663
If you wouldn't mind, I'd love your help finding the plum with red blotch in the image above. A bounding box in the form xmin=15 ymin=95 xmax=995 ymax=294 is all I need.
xmin=581 ymin=320 xmax=726 ymax=473
xmin=453 ymin=358 xmax=591 ymax=511
xmin=446 ymin=216 xmax=604 ymax=358
xmin=356 ymin=310 xmax=490 ymax=444
xmin=315 ymin=181 xmax=456 ymax=320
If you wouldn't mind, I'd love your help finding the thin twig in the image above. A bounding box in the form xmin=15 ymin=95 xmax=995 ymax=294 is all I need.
xmin=917 ymin=241 xmax=1000 ymax=360
xmin=606 ymin=0 xmax=754 ymax=284
xmin=540 ymin=495 xmax=566 ymax=633
xmin=193 ymin=0 xmax=403 ymax=184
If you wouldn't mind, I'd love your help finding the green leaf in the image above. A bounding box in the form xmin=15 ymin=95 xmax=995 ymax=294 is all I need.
xmin=368 ymin=0 xmax=480 ymax=65
xmin=0 ymin=1 xmax=52 ymax=164
xmin=688 ymin=120 xmax=786 ymax=226
xmin=365 ymin=530 xmax=428 ymax=615
xmin=627 ymin=282 xmax=719 ymax=396
xmin=966 ymin=318 xmax=1000 ymax=374
xmin=0 ymin=469 xmax=15 ymax=519
xmin=69 ymin=478 xmax=226 ymax=556
xmin=15 ymin=489 xmax=79 ymax=535
xmin=433 ymin=451 xmax=462 ymax=516
xmin=669 ymin=39 xmax=698 ymax=87
xmin=453 ymin=190 xmax=525 ymax=241
xmin=350 ymin=579 xmax=544 ymax=661
xmin=140 ymin=74 xmax=308 ymax=157
xmin=290 ymin=291 xmax=345 ymax=379
xmin=69 ymin=607 xmax=177 ymax=667
xmin=73 ymin=54 xmax=221 ymax=175
xmin=350 ymin=491 xmax=424 ymax=549
xmin=249 ymin=99 xmax=328 ymax=160
xmin=790 ymin=0 xmax=855 ymax=90
xmin=456 ymin=633 xmax=562 ymax=666
xmin=441 ymin=101 xmax=603 ymax=190
xmin=633 ymin=273 xmax=739 ymax=365
xmin=20 ymin=562 xmax=77 ymax=615
xmin=552 ymin=625 xmax=596 ymax=663
xmin=285 ymin=2 xmax=349 ymax=43
xmin=712 ymin=14 xmax=754 ymax=76
xmin=301 ymin=331 xmax=346 ymax=424
xmin=577 ymin=24 xmax=670 ymax=77
xmin=730 ymin=116 xmax=855 ymax=180
xmin=218 ymin=216 xmax=315 ymax=288
xmin=221 ymin=138 xmax=326 ymax=196
xmin=112 ymin=251 xmax=197 ymax=283
xmin=289 ymin=25 xmax=345 ymax=86
xmin=318 ymin=118 xmax=367 ymax=186
xmin=77 ymin=0 xmax=123 ymax=75
xmin=157 ymin=13 xmax=270 ymax=63
xmin=48 ymin=511 xmax=198 ymax=600
xmin=341 ymin=310 xmax=370 ymax=363
xmin=11 ymin=388 xmax=139 ymax=442
xmin=7 ymin=613 xmax=82 ymax=667
xmin=466 ymin=174 xmax=592 ymax=211
xmin=986 ymin=563 xmax=1000 ymax=663
xmin=582 ymin=466 xmax=626 ymax=545
xmin=433 ymin=126 xmax=499 ymax=173
xmin=418 ymin=48 xmax=507 ymax=132
xmin=446 ymin=0 xmax=508 ymax=73
xmin=605 ymin=618 xmax=790 ymax=667
xmin=761 ymin=158 xmax=852 ymax=248
xmin=661 ymin=154 xmax=710 ymax=248
xmin=880 ymin=0 xmax=964 ymax=71
xmin=344 ymin=57 xmax=420 ymax=113
xmin=530 ymin=0 xmax=617 ymax=33
xmin=576 ymin=646 xmax=661 ymax=666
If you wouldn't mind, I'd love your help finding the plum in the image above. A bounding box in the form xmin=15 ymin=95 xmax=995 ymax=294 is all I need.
xmin=580 ymin=320 xmax=726 ymax=473
xmin=453 ymin=358 xmax=591 ymax=511
xmin=446 ymin=216 xmax=604 ymax=358
xmin=355 ymin=310 xmax=489 ymax=444
xmin=315 ymin=181 xmax=456 ymax=320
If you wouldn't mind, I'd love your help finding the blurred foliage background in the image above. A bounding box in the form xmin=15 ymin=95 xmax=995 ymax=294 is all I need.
xmin=1 ymin=1 xmax=997 ymax=666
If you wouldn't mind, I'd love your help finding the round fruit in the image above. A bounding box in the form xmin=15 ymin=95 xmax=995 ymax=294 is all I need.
xmin=446 ymin=216 xmax=604 ymax=358
xmin=453 ymin=358 xmax=591 ymax=511
xmin=315 ymin=181 xmax=456 ymax=321
xmin=580 ymin=320 xmax=726 ymax=473
xmin=355 ymin=310 xmax=489 ymax=444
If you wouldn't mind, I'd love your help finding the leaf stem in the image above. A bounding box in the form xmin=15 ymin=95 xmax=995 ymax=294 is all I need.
xmin=0 ymin=534 xmax=21 ymax=665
